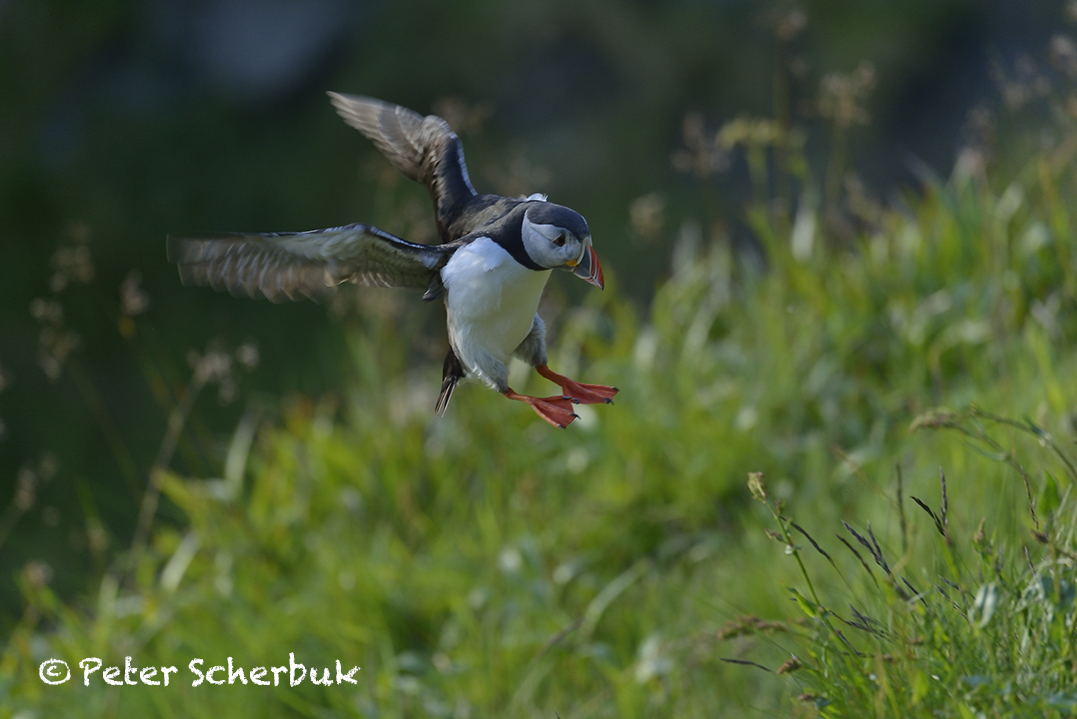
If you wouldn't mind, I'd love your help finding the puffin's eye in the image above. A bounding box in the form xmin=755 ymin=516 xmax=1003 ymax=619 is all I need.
xmin=553 ymin=234 xmax=566 ymax=247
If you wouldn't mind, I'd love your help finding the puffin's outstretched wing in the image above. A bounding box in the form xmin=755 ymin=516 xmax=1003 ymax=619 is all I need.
xmin=167 ymin=223 xmax=453 ymax=303
xmin=327 ymin=92 xmax=478 ymax=240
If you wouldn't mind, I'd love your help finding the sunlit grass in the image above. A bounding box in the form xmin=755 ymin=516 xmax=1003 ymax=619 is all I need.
xmin=739 ymin=418 xmax=1077 ymax=716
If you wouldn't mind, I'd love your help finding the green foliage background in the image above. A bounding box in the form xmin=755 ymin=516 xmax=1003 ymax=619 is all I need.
xmin=4 ymin=1 xmax=1077 ymax=716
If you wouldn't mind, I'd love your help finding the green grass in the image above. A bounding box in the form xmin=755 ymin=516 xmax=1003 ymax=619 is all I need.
xmin=5 ymin=125 xmax=1077 ymax=717
xmin=746 ymin=408 xmax=1077 ymax=717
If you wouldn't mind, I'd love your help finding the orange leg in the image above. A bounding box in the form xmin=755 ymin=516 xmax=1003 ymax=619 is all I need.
xmin=536 ymin=364 xmax=618 ymax=405
xmin=503 ymin=389 xmax=579 ymax=429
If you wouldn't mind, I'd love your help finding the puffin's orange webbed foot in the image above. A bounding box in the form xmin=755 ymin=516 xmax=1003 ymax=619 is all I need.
xmin=536 ymin=365 xmax=619 ymax=405
xmin=503 ymin=389 xmax=579 ymax=429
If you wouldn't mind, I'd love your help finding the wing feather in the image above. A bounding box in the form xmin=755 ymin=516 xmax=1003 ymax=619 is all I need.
xmin=327 ymin=92 xmax=478 ymax=240
xmin=168 ymin=223 xmax=452 ymax=303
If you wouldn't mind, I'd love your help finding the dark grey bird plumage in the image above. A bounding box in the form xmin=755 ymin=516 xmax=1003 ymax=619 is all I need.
xmin=168 ymin=93 xmax=541 ymax=302
xmin=166 ymin=223 xmax=455 ymax=303
xmin=327 ymin=93 xmax=481 ymax=240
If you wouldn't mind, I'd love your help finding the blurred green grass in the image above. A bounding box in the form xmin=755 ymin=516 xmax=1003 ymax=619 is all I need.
xmin=4 ymin=116 xmax=1077 ymax=716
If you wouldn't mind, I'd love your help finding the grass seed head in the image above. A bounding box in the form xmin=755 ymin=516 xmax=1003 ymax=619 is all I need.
xmin=748 ymin=472 xmax=768 ymax=502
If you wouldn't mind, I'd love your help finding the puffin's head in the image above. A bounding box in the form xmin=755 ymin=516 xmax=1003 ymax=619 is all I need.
xmin=520 ymin=202 xmax=604 ymax=289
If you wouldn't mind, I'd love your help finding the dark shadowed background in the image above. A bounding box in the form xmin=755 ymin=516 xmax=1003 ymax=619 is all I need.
xmin=0 ymin=0 xmax=1067 ymax=622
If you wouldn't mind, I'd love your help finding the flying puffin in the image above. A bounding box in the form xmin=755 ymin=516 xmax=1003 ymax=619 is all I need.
xmin=167 ymin=92 xmax=618 ymax=428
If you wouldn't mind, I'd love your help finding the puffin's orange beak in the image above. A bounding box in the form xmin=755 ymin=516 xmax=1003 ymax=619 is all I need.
xmin=571 ymin=245 xmax=604 ymax=289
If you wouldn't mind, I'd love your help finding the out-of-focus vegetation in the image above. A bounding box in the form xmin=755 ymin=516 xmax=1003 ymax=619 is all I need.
xmin=5 ymin=1 xmax=1077 ymax=716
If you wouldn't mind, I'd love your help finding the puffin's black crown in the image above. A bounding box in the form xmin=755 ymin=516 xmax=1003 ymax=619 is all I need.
xmin=525 ymin=202 xmax=590 ymax=238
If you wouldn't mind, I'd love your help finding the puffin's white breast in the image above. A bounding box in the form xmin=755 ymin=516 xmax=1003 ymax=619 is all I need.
xmin=441 ymin=237 xmax=550 ymax=387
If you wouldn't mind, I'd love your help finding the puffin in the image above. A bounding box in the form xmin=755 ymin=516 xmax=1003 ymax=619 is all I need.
xmin=167 ymin=92 xmax=617 ymax=428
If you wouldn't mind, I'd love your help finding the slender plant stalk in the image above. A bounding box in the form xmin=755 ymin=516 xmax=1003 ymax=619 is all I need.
xmin=126 ymin=372 xmax=207 ymax=584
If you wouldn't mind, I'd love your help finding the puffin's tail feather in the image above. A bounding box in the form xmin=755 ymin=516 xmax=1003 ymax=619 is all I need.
xmin=435 ymin=349 xmax=465 ymax=416
xmin=435 ymin=376 xmax=459 ymax=416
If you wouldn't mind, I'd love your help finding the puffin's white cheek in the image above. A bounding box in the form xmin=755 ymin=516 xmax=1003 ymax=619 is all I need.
xmin=533 ymin=244 xmax=561 ymax=268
